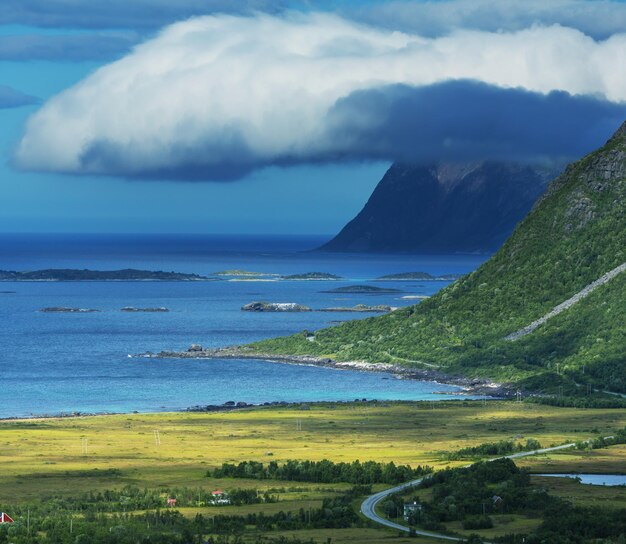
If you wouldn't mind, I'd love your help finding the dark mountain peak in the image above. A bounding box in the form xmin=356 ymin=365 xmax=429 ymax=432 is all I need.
xmin=260 ymin=122 xmax=626 ymax=395
xmin=319 ymin=160 xmax=552 ymax=254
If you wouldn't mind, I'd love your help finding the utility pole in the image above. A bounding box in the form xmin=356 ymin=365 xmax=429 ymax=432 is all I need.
xmin=81 ymin=437 xmax=88 ymax=455
xmin=154 ymin=429 xmax=161 ymax=446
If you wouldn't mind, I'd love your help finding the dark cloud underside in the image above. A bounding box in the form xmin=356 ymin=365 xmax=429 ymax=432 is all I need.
xmin=71 ymin=81 xmax=626 ymax=181
xmin=328 ymin=81 xmax=626 ymax=165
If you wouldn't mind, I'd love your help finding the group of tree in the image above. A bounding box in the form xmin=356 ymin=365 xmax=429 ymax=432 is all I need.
xmin=209 ymin=459 xmax=431 ymax=485
xmin=574 ymin=427 xmax=626 ymax=450
xmin=27 ymin=485 xmax=276 ymax=513
xmin=443 ymin=438 xmax=542 ymax=460
xmin=0 ymin=486 xmax=368 ymax=544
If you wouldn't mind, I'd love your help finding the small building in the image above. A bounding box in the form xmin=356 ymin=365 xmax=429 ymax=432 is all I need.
xmin=211 ymin=489 xmax=231 ymax=505
xmin=0 ymin=512 xmax=14 ymax=523
xmin=403 ymin=501 xmax=422 ymax=521
xmin=492 ymin=495 xmax=504 ymax=508
xmin=166 ymin=498 xmax=177 ymax=507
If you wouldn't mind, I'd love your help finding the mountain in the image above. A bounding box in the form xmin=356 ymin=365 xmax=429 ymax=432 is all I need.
xmin=319 ymin=161 xmax=551 ymax=253
xmin=255 ymin=123 xmax=626 ymax=394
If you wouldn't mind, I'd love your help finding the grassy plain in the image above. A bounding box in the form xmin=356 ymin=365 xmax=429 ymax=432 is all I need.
xmin=1 ymin=400 xmax=625 ymax=502
xmin=1 ymin=400 xmax=625 ymax=542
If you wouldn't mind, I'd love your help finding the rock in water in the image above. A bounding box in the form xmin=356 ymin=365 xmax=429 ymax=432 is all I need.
xmin=120 ymin=307 xmax=169 ymax=312
xmin=40 ymin=307 xmax=99 ymax=313
xmin=242 ymin=301 xmax=312 ymax=312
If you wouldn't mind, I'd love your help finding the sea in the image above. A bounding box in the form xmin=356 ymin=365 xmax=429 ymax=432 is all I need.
xmin=0 ymin=233 xmax=490 ymax=418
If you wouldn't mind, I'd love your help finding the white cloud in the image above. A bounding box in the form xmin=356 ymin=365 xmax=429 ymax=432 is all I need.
xmin=14 ymin=12 xmax=626 ymax=180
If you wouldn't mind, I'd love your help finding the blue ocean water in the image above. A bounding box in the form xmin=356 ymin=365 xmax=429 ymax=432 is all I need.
xmin=0 ymin=234 xmax=489 ymax=418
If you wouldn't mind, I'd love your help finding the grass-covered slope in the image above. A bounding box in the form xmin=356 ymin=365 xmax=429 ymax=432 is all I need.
xmin=254 ymin=123 xmax=626 ymax=392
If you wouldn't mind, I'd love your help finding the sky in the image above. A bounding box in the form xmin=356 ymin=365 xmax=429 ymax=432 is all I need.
xmin=2 ymin=0 xmax=626 ymax=235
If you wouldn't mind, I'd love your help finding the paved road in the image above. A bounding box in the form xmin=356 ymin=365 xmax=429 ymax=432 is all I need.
xmin=360 ymin=442 xmax=580 ymax=541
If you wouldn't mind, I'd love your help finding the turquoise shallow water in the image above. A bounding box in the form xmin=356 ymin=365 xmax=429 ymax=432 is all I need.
xmin=0 ymin=234 xmax=489 ymax=418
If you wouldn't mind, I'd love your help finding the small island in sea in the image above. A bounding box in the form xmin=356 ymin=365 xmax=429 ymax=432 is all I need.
xmin=376 ymin=271 xmax=464 ymax=281
xmin=321 ymin=285 xmax=403 ymax=294
xmin=212 ymin=269 xmax=280 ymax=278
xmin=242 ymin=301 xmax=312 ymax=312
xmin=281 ymin=272 xmax=342 ymax=280
xmin=121 ymin=307 xmax=169 ymax=312
xmin=0 ymin=268 xmax=213 ymax=281
xmin=39 ymin=307 xmax=100 ymax=313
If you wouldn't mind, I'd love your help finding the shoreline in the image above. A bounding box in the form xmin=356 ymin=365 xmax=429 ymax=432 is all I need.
xmin=135 ymin=346 xmax=513 ymax=398
xmin=0 ymin=396 xmax=508 ymax=423
xmin=0 ymin=350 xmax=512 ymax=422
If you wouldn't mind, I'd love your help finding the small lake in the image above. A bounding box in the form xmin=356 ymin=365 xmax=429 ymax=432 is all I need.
xmin=537 ymin=474 xmax=626 ymax=486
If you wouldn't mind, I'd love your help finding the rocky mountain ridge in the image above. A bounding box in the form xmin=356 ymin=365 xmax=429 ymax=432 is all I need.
xmin=320 ymin=160 xmax=552 ymax=253
xmin=256 ymin=122 xmax=626 ymax=394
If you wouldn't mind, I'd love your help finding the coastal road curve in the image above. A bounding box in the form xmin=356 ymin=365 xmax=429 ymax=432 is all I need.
xmin=360 ymin=441 xmax=583 ymax=541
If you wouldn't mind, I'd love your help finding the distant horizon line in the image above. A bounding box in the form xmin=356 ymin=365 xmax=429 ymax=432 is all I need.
xmin=0 ymin=231 xmax=335 ymax=238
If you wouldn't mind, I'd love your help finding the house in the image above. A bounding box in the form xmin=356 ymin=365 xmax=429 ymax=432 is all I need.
xmin=0 ymin=513 xmax=14 ymax=523
xmin=403 ymin=502 xmax=422 ymax=521
xmin=210 ymin=489 xmax=231 ymax=505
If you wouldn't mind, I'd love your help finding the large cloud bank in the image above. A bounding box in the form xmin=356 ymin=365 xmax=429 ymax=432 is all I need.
xmin=15 ymin=13 xmax=626 ymax=180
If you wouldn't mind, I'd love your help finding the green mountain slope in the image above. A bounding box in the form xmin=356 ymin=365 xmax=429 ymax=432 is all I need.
xmin=253 ymin=123 xmax=626 ymax=393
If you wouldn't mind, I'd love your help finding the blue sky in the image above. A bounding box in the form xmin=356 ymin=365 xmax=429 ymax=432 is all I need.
xmin=0 ymin=4 xmax=389 ymax=235
xmin=0 ymin=45 xmax=387 ymax=235
xmin=2 ymin=1 xmax=626 ymax=235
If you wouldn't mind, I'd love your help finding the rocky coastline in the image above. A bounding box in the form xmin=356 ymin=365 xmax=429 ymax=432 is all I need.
xmin=135 ymin=345 xmax=513 ymax=398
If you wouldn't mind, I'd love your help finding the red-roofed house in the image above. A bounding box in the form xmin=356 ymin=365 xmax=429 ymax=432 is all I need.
xmin=210 ymin=490 xmax=230 ymax=505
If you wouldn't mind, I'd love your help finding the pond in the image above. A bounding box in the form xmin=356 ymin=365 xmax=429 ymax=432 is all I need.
xmin=536 ymin=474 xmax=626 ymax=486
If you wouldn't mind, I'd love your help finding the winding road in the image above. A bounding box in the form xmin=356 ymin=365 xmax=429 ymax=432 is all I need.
xmin=360 ymin=442 xmax=582 ymax=541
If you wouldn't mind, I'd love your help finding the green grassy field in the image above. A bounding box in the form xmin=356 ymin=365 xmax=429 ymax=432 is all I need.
xmin=1 ymin=400 xmax=624 ymax=543
xmin=531 ymin=475 xmax=626 ymax=509
xmin=2 ymin=400 xmax=625 ymax=502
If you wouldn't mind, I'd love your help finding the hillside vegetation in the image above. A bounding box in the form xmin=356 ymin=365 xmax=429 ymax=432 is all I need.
xmin=254 ymin=123 xmax=626 ymax=393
